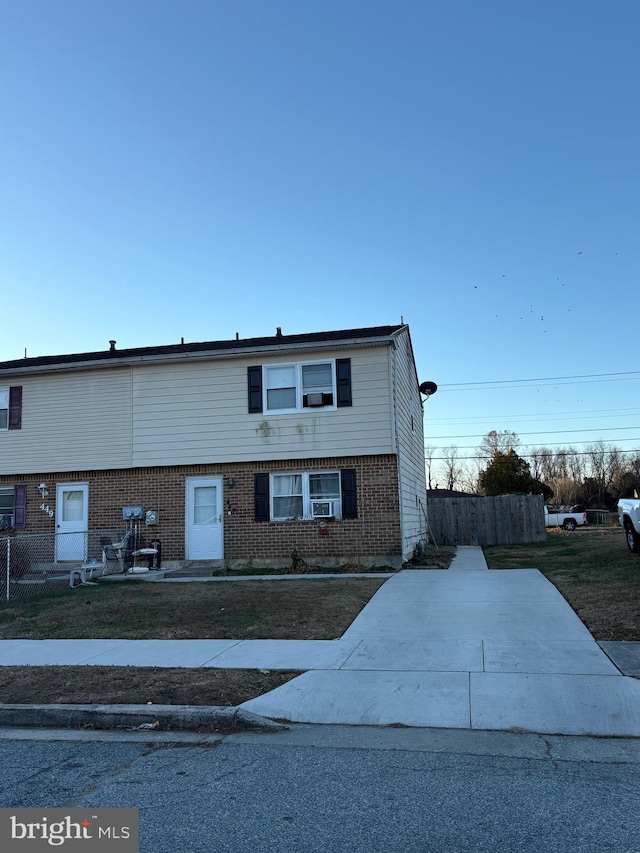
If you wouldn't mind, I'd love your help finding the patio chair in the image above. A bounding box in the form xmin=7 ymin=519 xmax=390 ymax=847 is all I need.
xmin=69 ymin=532 xmax=132 ymax=586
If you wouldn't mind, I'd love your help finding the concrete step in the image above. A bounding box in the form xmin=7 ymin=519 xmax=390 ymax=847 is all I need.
xmin=162 ymin=560 xmax=227 ymax=578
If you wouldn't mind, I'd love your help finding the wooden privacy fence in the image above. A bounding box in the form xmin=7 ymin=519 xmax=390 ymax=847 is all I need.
xmin=427 ymin=494 xmax=546 ymax=546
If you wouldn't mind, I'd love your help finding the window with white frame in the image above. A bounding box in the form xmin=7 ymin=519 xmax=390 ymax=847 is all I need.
xmin=264 ymin=361 xmax=336 ymax=412
xmin=270 ymin=472 xmax=342 ymax=520
xmin=272 ymin=474 xmax=303 ymax=519
xmin=0 ymin=388 xmax=8 ymax=430
xmin=0 ymin=487 xmax=14 ymax=529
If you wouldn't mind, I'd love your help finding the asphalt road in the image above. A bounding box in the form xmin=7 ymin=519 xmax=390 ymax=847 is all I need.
xmin=0 ymin=726 xmax=639 ymax=852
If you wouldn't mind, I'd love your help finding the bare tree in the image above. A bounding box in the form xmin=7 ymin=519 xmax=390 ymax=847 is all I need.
xmin=584 ymin=440 xmax=621 ymax=505
xmin=529 ymin=448 xmax=544 ymax=481
xmin=627 ymin=452 xmax=640 ymax=496
xmin=458 ymin=464 xmax=482 ymax=494
xmin=478 ymin=430 xmax=520 ymax=461
xmin=531 ymin=441 xmax=638 ymax=508
xmin=531 ymin=445 xmax=581 ymax=483
xmin=424 ymin=444 xmax=436 ymax=490
xmin=614 ymin=451 xmax=640 ymax=498
xmin=565 ymin=447 xmax=584 ymax=483
xmin=555 ymin=449 xmax=570 ymax=480
xmin=530 ymin=446 xmax=556 ymax=481
xmin=441 ymin=445 xmax=464 ymax=491
xmin=549 ymin=476 xmax=579 ymax=506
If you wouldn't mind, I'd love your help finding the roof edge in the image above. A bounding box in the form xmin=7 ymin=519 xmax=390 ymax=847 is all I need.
xmin=0 ymin=325 xmax=406 ymax=375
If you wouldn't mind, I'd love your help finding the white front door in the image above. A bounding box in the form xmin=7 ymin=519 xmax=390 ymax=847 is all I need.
xmin=186 ymin=477 xmax=223 ymax=560
xmin=55 ymin=483 xmax=89 ymax=561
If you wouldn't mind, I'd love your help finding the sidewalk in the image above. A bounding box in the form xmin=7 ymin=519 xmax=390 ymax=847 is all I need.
xmin=1 ymin=547 xmax=640 ymax=736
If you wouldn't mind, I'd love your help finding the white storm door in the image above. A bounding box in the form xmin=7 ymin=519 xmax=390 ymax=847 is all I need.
xmin=186 ymin=477 xmax=223 ymax=560
xmin=55 ymin=483 xmax=89 ymax=561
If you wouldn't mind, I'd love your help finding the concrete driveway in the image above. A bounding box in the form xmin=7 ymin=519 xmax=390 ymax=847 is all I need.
xmin=241 ymin=547 xmax=640 ymax=735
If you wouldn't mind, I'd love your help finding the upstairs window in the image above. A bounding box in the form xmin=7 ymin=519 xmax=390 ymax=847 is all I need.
xmin=0 ymin=389 xmax=7 ymax=430
xmin=264 ymin=361 xmax=335 ymax=412
xmin=248 ymin=360 xmax=351 ymax=414
xmin=265 ymin=366 xmax=297 ymax=410
xmin=301 ymin=362 xmax=334 ymax=405
xmin=0 ymin=386 xmax=22 ymax=430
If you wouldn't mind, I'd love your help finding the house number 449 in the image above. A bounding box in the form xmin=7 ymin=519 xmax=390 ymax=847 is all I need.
xmin=40 ymin=503 xmax=54 ymax=518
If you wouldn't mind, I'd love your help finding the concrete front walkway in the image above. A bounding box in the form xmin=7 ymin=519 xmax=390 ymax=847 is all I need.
xmin=1 ymin=547 xmax=639 ymax=736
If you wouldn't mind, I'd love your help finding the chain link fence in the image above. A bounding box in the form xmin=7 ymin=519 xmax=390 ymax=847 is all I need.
xmin=0 ymin=529 xmax=130 ymax=604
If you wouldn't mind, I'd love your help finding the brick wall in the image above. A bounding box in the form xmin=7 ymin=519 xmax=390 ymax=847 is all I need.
xmin=0 ymin=455 xmax=402 ymax=564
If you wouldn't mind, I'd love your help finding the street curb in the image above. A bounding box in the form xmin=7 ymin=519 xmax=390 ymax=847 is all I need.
xmin=0 ymin=704 xmax=287 ymax=732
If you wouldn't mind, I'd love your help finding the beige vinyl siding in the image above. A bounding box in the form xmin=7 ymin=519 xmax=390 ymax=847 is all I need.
xmin=0 ymin=370 xmax=133 ymax=475
xmin=392 ymin=329 xmax=428 ymax=558
xmin=131 ymin=346 xmax=395 ymax=465
xmin=0 ymin=341 xmax=400 ymax=474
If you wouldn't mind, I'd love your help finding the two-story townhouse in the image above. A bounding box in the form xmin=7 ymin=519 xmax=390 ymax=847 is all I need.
xmin=0 ymin=324 xmax=428 ymax=568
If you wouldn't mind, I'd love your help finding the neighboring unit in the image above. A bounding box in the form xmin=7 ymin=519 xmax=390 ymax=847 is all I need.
xmin=617 ymin=498 xmax=640 ymax=554
xmin=0 ymin=325 xmax=428 ymax=569
xmin=544 ymin=505 xmax=588 ymax=531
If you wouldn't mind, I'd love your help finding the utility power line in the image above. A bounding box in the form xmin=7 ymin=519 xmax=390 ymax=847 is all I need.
xmin=426 ymin=438 xmax=640 ymax=452
xmin=427 ymin=406 xmax=640 ymax=424
xmin=441 ymin=369 xmax=640 ymax=389
xmin=441 ymin=377 xmax=639 ymax=392
xmin=426 ymin=426 xmax=640 ymax=440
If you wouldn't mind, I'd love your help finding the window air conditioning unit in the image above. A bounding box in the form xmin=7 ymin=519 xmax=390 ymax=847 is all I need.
xmin=303 ymin=392 xmax=334 ymax=407
xmin=305 ymin=392 xmax=324 ymax=407
xmin=0 ymin=514 xmax=13 ymax=531
xmin=311 ymin=500 xmax=334 ymax=518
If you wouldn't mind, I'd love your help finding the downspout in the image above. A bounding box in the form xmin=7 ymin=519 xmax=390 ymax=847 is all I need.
xmin=391 ymin=341 xmax=405 ymax=560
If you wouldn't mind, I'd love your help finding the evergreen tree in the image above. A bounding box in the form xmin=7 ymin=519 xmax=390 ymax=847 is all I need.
xmin=479 ymin=449 xmax=554 ymax=499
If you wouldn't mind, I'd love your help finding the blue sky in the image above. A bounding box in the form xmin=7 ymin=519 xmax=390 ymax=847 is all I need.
xmin=1 ymin=0 xmax=638 ymax=480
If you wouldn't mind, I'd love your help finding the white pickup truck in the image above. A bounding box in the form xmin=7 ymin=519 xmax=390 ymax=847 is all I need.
xmin=544 ymin=506 xmax=588 ymax=531
xmin=618 ymin=498 xmax=640 ymax=554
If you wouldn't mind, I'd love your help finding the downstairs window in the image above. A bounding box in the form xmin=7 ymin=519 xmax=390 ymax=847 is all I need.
xmin=254 ymin=469 xmax=357 ymax=522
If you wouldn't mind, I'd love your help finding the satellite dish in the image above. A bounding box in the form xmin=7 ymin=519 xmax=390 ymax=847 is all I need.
xmin=419 ymin=381 xmax=438 ymax=396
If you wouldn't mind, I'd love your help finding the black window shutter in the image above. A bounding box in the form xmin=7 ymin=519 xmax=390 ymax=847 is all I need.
xmin=336 ymin=359 xmax=352 ymax=407
xmin=8 ymin=386 xmax=22 ymax=430
xmin=341 ymin=469 xmax=357 ymax=519
xmin=14 ymin=484 xmax=27 ymax=529
xmin=254 ymin=473 xmax=270 ymax=522
xmin=248 ymin=367 xmax=263 ymax=414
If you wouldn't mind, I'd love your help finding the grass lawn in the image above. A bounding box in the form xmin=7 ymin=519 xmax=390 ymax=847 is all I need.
xmin=0 ymin=577 xmax=385 ymax=707
xmin=0 ymin=666 xmax=301 ymax=707
xmin=484 ymin=527 xmax=640 ymax=641
xmin=0 ymin=578 xmax=386 ymax=640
